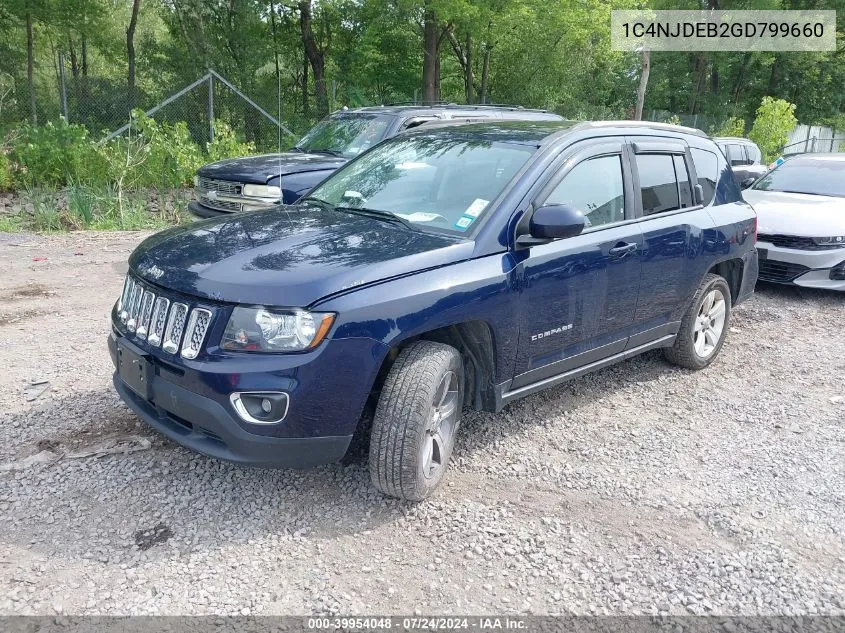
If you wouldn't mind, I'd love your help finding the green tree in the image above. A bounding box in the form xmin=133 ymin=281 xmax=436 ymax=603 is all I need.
xmin=748 ymin=97 xmax=798 ymax=161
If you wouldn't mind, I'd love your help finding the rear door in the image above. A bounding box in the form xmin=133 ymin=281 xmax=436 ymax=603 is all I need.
xmin=626 ymin=137 xmax=715 ymax=345
xmin=511 ymin=140 xmax=643 ymax=389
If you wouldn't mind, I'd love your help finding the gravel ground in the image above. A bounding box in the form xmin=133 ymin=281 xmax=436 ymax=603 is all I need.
xmin=0 ymin=231 xmax=843 ymax=616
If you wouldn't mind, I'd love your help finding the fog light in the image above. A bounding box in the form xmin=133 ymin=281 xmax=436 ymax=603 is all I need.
xmin=230 ymin=392 xmax=289 ymax=425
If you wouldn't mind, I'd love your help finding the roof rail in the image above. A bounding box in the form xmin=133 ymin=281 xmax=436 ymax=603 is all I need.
xmin=382 ymin=100 xmax=453 ymax=106
xmin=573 ymin=120 xmax=707 ymax=138
xmin=377 ymin=101 xmax=551 ymax=112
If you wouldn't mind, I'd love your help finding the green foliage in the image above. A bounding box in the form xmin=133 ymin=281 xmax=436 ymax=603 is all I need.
xmin=749 ymin=97 xmax=798 ymax=162
xmin=716 ymin=117 xmax=746 ymax=138
xmin=10 ymin=119 xmax=110 ymax=188
xmin=0 ymin=152 xmax=12 ymax=191
xmin=0 ymin=213 xmax=22 ymax=232
xmin=206 ymin=121 xmax=255 ymax=164
xmin=663 ymin=114 xmax=681 ymax=126
xmin=128 ymin=111 xmax=203 ymax=187
xmin=4 ymin=112 xmax=256 ymax=193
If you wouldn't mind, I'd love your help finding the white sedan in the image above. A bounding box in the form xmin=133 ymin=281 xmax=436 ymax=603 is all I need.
xmin=743 ymin=154 xmax=845 ymax=291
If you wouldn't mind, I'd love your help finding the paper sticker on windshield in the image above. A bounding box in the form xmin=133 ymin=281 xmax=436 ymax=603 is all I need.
xmin=454 ymin=216 xmax=475 ymax=231
xmin=396 ymin=212 xmax=441 ymax=223
xmin=464 ymin=198 xmax=489 ymax=217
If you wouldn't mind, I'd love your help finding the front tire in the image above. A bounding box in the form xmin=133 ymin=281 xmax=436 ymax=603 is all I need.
xmin=664 ymin=273 xmax=732 ymax=370
xmin=369 ymin=341 xmax=464 ymax=501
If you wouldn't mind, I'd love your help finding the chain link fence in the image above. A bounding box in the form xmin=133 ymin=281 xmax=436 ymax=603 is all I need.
xmin=2 ymin=64 xmax=300 ymax=153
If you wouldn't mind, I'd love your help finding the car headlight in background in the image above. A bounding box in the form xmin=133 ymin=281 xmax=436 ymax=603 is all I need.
xmin=242 ymin=184 xmax=282 ymax=199
xmin=222 ymin=307 xmax=335 ymax=352
xmin=812 ymin=236 xmax=845 ymax=246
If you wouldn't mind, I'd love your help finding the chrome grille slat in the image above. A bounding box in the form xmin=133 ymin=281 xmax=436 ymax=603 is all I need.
xmin=119 ymin=277 xmax=135 ymax=323
xmin=147 ymin=297 xmax=170 ymax=347
xmin=135 ymin=290 xmax=156 ymax=340
xmin=126 ymin=282 xmax=144 ymax=332
xmin=180 ymin=308 xmax=212 ymax=360
xmin=162 ymin=302 xmax=189 ymax=354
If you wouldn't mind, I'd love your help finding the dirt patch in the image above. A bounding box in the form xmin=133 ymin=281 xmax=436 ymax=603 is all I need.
xmin=0 ymin=307 xmax=48 ymax=326
xmin=0 ymin=284 xmax=55 ymax=301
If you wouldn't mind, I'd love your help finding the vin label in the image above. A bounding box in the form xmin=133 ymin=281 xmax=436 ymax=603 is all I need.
xmin=611 ymin=10 xmax=836 ymax=51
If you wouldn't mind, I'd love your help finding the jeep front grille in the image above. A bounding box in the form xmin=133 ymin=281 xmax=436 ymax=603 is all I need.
xmin=117 ymin=274 xmax=215 ymax=359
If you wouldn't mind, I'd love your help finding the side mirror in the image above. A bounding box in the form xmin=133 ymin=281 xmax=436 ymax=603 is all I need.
xmin=693 ymin=184 xmax=704 ymax=205
xmin=520 ymin=204 xmax=586 ymax=245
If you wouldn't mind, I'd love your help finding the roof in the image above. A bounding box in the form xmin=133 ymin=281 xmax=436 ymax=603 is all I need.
xmin=402 ymin=120 xmax=580 ymax=144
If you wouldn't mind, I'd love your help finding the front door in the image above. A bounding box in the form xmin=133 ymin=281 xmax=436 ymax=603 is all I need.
xmin=511 ymin=142 xmax=643 ymax=390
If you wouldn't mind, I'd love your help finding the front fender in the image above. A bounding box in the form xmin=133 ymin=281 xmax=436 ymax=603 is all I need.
xmin=315 ymin=253 xmax=520 ymax=385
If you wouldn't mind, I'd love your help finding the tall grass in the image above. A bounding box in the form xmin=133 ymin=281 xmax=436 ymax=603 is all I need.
xmin=0 ymin=185 xmax=190 ymax=233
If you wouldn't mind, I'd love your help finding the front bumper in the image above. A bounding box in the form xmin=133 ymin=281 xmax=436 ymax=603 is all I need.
xmin=188 ymin=200 xmax=236 ymax=220
xmin=109 ymin=328 xmax=386 ymax=467
xmin=113 ymin=372 xmax=351 ymax=467
xmin=757 ymin=241 xmax=845 ymax=291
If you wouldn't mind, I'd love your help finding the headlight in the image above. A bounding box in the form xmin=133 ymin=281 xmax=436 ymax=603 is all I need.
xmin=193 ymin=175 xmax=199 ymax=187
xmin=243 ymin=184 xmax=281 ymax=199
xmin=221 ymin=307 xmax=335 ymax=352
xmin=812 ymin=236 xmax=845 ymax=246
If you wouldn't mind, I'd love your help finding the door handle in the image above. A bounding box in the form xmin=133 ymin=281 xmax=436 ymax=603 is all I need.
xmin=608 ymin=242 xmax=638 ymax=258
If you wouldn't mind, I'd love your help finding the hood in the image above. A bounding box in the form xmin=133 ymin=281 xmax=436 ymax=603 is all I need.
xmin=129 ymin=205 xmax=472 ymax=306
xmin=198 ymin=152 xmax=347 ymax=184
xmin=742 ymin=189 xmax=845 ymax=236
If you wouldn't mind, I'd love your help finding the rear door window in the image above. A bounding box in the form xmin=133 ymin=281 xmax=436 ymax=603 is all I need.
xmin=635 ymin=154 xmax=680 ymax=216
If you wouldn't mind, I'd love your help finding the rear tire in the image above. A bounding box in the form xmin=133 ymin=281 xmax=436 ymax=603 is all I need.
xmin=369 ymin=341 xmax=464 ymax=501
xmin=664 ymin=273 xmax=732 ymax=370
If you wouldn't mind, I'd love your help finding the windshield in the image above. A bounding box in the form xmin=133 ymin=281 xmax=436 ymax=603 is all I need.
xmin=295 ymin=114 xmax=393 ymax=158
xmin=307 ymin=134 xmax=536 ymax=234
xmin=752 ymin=158 xmax=845 ymax=198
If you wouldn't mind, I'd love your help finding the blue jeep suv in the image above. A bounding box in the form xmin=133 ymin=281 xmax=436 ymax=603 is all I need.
xmin=110 ymin=120 xmax=758 ymax=500
xmin=189 ymin=104 xmax=563 ymax=219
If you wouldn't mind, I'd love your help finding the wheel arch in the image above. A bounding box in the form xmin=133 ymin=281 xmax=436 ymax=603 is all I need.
xmin=707 ymin=257 xmax=744 ymax=303
xmin=370 ymin=320 xmax=499 ymax=414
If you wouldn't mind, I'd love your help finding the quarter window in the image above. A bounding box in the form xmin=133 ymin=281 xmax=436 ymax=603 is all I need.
xmin=690 ymin=148 xmax=718 ymax=204
xmin=636 ymin=154 xmax=680 ymax=216
xmin=727 ymin=144 xmax=747 ymax=166
xmin=545 ymin=155 xmax=625 ymax=228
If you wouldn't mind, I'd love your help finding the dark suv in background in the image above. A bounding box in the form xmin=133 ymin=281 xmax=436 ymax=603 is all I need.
xmin=189 ymin=104 xmax=564 ymax=219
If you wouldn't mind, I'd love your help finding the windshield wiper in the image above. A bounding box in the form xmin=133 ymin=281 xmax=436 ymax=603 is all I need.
xmin=300 ymin=196 xmax=333 ymax=210
xmin=290 ymin=146 xmax=306 ymax=153
xmin=334 ymin=205 xmax=417 ymax=230
xmin=307 ymin=148 xmax=345 ymax=157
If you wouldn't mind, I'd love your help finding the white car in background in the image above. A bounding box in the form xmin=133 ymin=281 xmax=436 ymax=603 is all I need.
xmin=743 ymin=154 xmax=845 ymax=291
